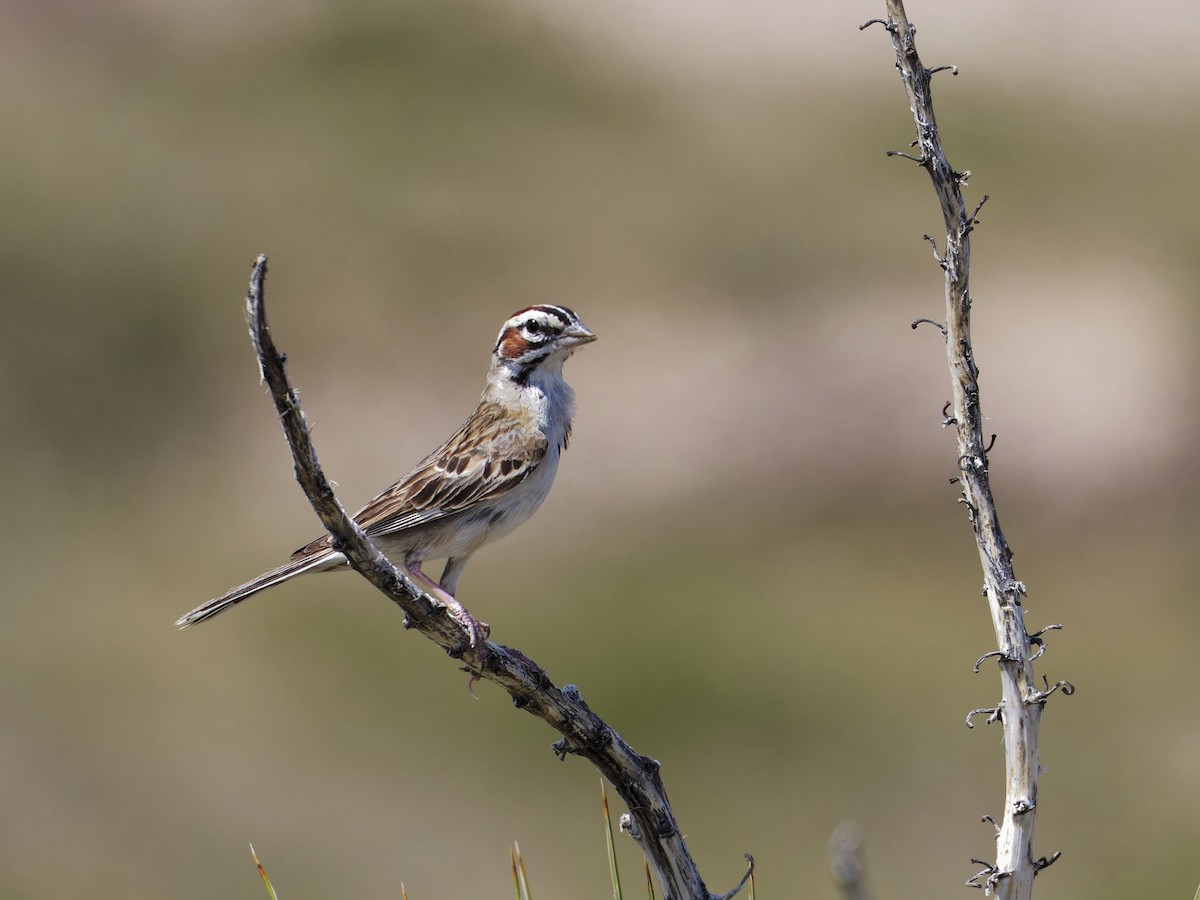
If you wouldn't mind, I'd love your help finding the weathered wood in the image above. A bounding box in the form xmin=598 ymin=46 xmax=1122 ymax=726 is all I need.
xmin=240 ymin=253 xmax=747 ymax=900
xmin=865 ymin=4 xmax=1070 ymax=896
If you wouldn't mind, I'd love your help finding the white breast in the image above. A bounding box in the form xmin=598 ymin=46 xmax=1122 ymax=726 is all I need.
xmin=392 ymin=365 xmax=576 ymax=566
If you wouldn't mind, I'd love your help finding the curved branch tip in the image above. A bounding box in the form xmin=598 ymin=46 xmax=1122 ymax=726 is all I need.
xmin=709 ymin=854 xmax=755 ymax=900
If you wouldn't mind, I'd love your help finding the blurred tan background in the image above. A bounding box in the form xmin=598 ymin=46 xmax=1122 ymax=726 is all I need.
xmin=2 ymin=0 xmax=1198 ymax=897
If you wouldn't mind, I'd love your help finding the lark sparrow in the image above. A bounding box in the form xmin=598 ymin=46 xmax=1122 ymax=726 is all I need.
xmin=175 ymin=305 xmax=596 ymax=647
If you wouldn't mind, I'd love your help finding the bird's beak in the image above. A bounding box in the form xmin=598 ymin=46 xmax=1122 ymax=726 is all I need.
xmin=561 ymin=322 xmax=597 ymax=348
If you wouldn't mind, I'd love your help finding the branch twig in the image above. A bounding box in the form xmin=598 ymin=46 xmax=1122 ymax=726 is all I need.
xmin=867 ymin=4 xmax=1069 ymax=897
xmin=240 ymin=253 xmax=747 ymax=900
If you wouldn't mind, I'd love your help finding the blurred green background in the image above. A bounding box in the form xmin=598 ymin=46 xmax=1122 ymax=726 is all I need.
xmin=3 ymin=0 xmax=1198 ymax=897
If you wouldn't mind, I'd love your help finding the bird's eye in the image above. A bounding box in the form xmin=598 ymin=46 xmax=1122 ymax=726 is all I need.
xmin=524 ymin=319 xmax=543 ymax=335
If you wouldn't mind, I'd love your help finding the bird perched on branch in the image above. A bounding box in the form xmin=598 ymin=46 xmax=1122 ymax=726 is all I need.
xmin=175 ymin=305 xmax=596 ymax=648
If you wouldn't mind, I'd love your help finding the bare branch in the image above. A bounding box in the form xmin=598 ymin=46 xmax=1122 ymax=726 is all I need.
xmin=869 ymin=3 xmax=1071 ymax=897
xmin=972 ymin=649 xmax=1012 ymax=674
xmin=886 ymin=149 xmax=928 ymax=165
xmin=922 ymin=233 xmax=948 ymax=269
xmin=910 ymin=316 xmax=947 ymax=335
xmin=1032 ymin=850 xmax=1062 ymax=873
xmin=965 ymin=705 xmax=1002 ymax=729
xmin=710 ymin=856 xmax=755 ymax=900
xmin=239 ymin=253 xmax=727 ymax=900
xmin=858 ymin=18 xmax=892 ymax=32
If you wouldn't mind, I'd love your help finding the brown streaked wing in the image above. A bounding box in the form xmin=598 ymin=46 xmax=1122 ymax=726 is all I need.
xmin=289 ymin=401 xmax=546 ymax=561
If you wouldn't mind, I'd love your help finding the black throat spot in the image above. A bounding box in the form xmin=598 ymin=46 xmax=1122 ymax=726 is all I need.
xmin=513 ymin=363 xmax=535 ymax=386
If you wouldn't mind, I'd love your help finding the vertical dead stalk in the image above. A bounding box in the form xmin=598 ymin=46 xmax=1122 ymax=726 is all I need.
xmin=864 ymin=3 xmax=1070 ymax=896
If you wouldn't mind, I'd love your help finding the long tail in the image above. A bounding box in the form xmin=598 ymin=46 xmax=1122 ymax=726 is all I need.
xmin=176 ymin=553 xmax=342 ymax=628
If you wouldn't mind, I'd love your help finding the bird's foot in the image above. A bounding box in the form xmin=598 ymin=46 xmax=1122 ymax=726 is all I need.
xmin=446 ymin=612 xmax=490 ymax=697
xmin=406 ymin=562 xmax=490 ymax=666
xmin=451 ymin=609 xmax=490 ymax=650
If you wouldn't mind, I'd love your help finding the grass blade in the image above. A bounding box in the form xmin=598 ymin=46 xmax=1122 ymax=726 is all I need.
xmin=601 ymin=780 xmax=623 ymax=900
xmin=512 ymin=841 xmax=532 ymax=899
xmin=249 ymin=844 xmax=280 ymax=900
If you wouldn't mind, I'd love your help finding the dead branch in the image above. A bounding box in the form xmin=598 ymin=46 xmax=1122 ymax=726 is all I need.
xmin=237 ymin=253 xmax=748 ymax=900
xmin=865 ymin=4 xmax=1070 ymax=897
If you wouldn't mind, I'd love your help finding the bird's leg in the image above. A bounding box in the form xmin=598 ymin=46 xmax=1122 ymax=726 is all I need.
xmin=405 ymin=562 xmax=490 ymax=650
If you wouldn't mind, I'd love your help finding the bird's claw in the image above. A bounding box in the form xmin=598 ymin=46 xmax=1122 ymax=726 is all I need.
xmin=454 ymin=613 xmax=489 ymax=649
